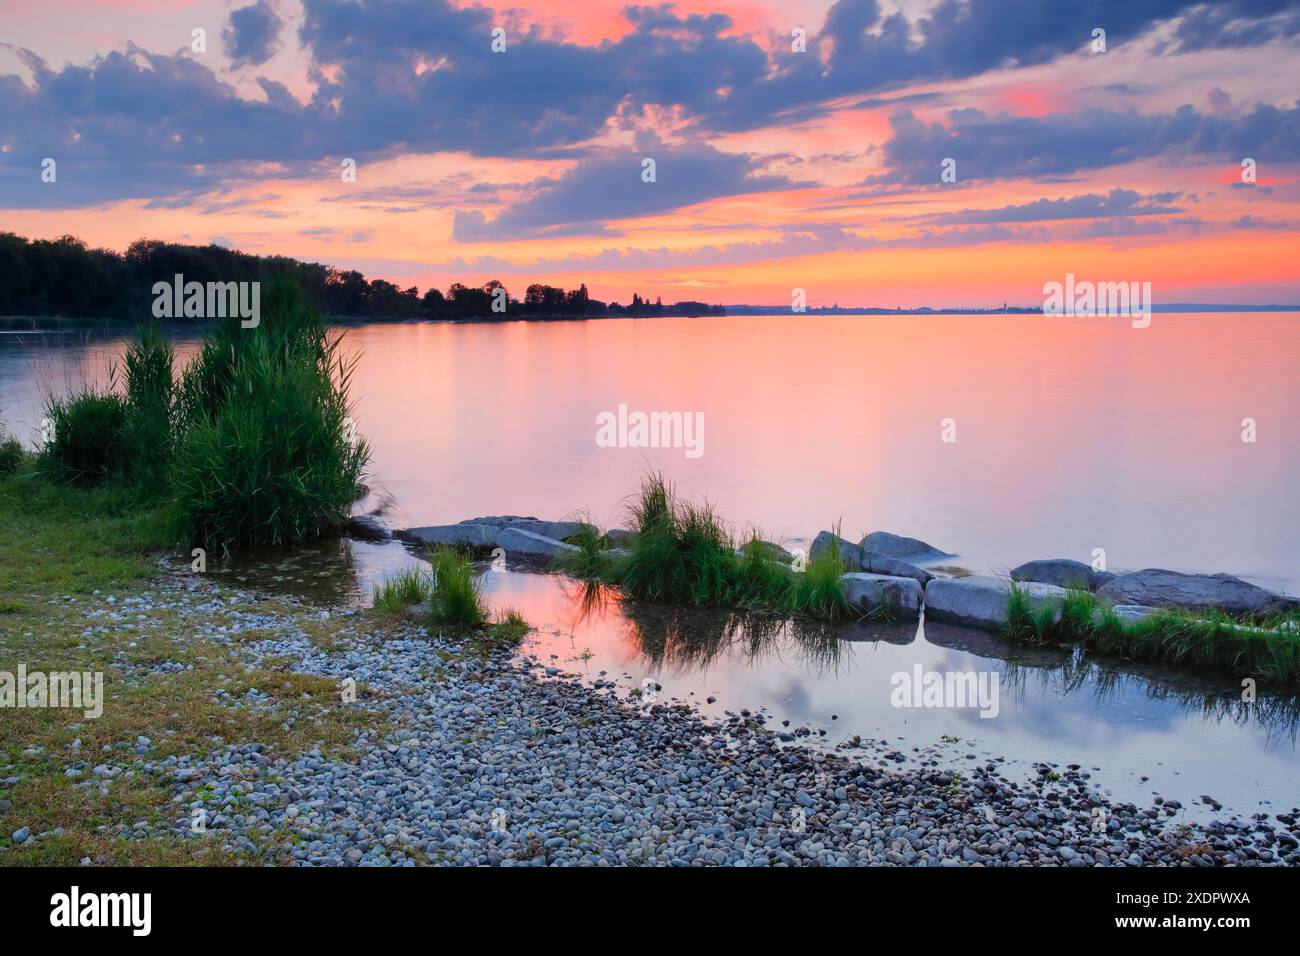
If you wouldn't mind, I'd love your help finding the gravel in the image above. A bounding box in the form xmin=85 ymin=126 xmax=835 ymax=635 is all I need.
xmin=10 ymin=570 xmax=1299 ymax=867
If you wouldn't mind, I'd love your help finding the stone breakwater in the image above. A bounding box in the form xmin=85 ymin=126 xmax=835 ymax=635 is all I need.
xmin=369 ymin=516 xmax=1300 ymax=629
xmin=12 ymin=569 xmax=1296 ymax=867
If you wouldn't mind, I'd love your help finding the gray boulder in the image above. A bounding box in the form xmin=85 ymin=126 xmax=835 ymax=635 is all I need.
xmin=605 ymin=528 xmax=637 ymax=546
xmin=347 ymin=514 xmax=391 ymax=541
xmin=465 ymin=516 xmax=591 ymax=541
xmin=1098 ymin=569 xmax=1298 ymax=617
xmin=809 ymin=531 xmax=865 ymax=570
xmin=806 ymin=532 xmax=931 ymax=583
xmin=860 ymin=531 xmax=951 ymax=561
xmin=861 ymin=554 xmax=932 ymax=586
xmin=841 ymin=573 xmax=923 ymax=619
xmin=400 ymin=524 xmax=497 ymax=549
xmin=495 ymin=527 xmax=580 ymax=561
xmin=1011 ymin=558 xmax=1114 ymax=591
xmin=924 ymin=576 xmax=1067 ymax=630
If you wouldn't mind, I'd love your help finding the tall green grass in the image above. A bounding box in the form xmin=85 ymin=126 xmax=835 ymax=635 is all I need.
xmin=41 ymin=324 xmax=175 ymax=486
xmin=428 ymin=547 xmax=488 ymax=628
xmin=1005 ymin=583 xmax=1300 ymax=684
xmin=560 ymin=515 xmax=625 ymax=579
xmin=42 ymin=390 xmax=128 ymax=485
xmin=121 ymin=322 xmax=176 ymax=482
xmin=372 ymin=567 xmax=431 ymax=613
xmin=171 ymin=274 xmax=369 ymax=554
xmin=563 ymin=472 xmax=853 ymax=620
xmin=787 ymin=535 xmax=852 ymax=618
xmin=0 ymin=420 xmax=24 ymax=477
xmin=486 ymin=607 xmax=529 ymax=644
xmin=372 ymin=557 xmax=522 ymax=643
xmin=30 ymin=276 xmax=367 ymax=556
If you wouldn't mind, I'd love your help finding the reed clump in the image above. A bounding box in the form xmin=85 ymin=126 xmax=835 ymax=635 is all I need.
xmin=561 ymin=471 xmax=854 ymax=621
xmin=1006 ymin=583 xmax=1300 ymax=684
xmin=37 ymin=273 xmax=369 ymax=556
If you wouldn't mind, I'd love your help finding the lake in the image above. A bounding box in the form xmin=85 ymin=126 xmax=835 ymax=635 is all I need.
xmin=5 ymin=311 xmax=1295 ymax=590
xmin=2 ymin=311 xmax=1298 ymax=821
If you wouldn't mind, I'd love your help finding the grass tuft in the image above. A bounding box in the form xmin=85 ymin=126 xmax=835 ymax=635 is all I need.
xmin=371 ymin=567 xmax=431 ymax=613
xmin=565 ymin=471 xmax=853 ymax=620
xmin=488 ymin=607 xmax=529 ymax=644
xmin=0 ymin=427 xmax=23 ymax=477
xmin=1005 ymin=584 xmax=1300 ymax=684
xmin=170 ymin=274 xmax=369 ymax=555
xmin=121 ymin=322 xmax=177 ymax=482
xmin=428 ymin=547 xmax=488 ymax=629
xmin=41 ymin=390 xmax=128 ymax=485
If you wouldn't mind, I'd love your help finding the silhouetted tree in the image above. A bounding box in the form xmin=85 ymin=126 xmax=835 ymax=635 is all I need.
xmin=0 ymin=232 xmax=725 ymax=322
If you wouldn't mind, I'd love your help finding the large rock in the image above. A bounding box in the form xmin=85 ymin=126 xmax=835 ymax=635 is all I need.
xmin=807 ymin=532 xmax=931 ymax=583
xmin=841 ymin=573 xmax=923 ymax=619
xmin=1098 ymin=569 xmax=1298 ymax=617
xmin=464 ymin=516 xmax=591 ymax=541
xmin=347 ymin=514 xmax=391 ymax=541
xmin=495 ymin=527 xmax=580 ymax=561
xmin=861 ymin=554 xmax=932 ymax=586
xmin=1011 ymin=558 xmax=1114 ymax=591
xmin=736 ymin=539 xmax=796 ymax=564
xmin=809 ymin=531 xmax=865 ymax=570
xmin=924 ymin=576 xmax=1067 ymax=630
xmin=401 ymin=524 xmax=496 ymax=549
xmin=860 ymin=531 xmax=951 ymax=561
xmin=605 ymin=528 xmax=637 ymax=546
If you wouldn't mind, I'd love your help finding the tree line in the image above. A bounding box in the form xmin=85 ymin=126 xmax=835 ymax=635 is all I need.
xmin=0 ymin=233 xmax=725 ymax=321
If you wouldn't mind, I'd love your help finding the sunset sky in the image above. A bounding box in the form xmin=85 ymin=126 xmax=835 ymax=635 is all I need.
xmin=2 ymin=0 xmax=1299 ymax=307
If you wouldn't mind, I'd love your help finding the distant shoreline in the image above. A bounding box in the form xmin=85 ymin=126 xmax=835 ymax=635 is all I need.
xmin=725 ymin=303 xmax=1300 ymax=315
xmin=3 ymin=303 xmax=1297 ymax=333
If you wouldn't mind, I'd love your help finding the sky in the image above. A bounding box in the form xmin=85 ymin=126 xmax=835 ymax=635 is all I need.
xmin=1 ymin=0 xmax=1299 ymax=307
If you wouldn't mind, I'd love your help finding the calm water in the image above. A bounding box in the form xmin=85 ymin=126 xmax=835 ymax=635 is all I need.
xmin=3 ymin=313 xmax=1298 ymax=820
xmin=205 ymin=539 xmax=1300 ymax=824
xmin=5 ymin=312 xmax=1297 ymax=590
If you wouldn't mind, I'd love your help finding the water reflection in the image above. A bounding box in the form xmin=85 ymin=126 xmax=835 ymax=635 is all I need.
xmin=481 ymin=557 xmax=1299 ymax=819
xmin=8 ymin=315 xmax=1296 ymax=592
xmin=998 ymin=655 xmax=1300 ymax=748
xmin=554 ymin=575 xmax=1300 ymax=746
xmin=588 ymin=583 xmax=848 ymax=675
xmin=162 ymin=529 xmax=1300 ymax=820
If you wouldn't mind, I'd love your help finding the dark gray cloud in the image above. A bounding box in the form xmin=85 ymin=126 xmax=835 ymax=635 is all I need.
xmin=452 ymin=142 xmax=800 ymax=239
xmin=929 ymin=188 xmax=1187 ymax=224
xmin=0 ymin=44 xmax=305 ymax=208
xmin=874 ymin=102 xmax=1300 ymax=184
xmin=224 ymin=0 xmax=287 ymax=68
xmin=1227 ymin=213 xmax=1292 ymax=229
xmin=2 ymin=0 xmax=1299 ymax=209
xmin=1159 ymin=0 xmax=1300 ymax=53
xmin=701 ymin=0 xmax=1300 ymax=130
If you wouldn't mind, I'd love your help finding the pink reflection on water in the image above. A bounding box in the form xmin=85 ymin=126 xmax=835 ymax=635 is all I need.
xmin=341 ymin=313 xmax=1300 ymax=593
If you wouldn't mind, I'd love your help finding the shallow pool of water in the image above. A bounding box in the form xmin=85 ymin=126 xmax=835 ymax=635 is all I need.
xmin=207 ymin=533 xmax=1299 ymax=826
